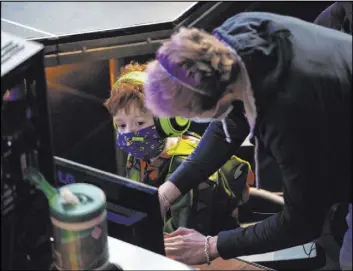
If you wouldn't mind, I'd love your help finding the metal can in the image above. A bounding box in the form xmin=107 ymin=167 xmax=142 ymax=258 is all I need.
xmin=50 ymin=183 xmax=109 ymax=270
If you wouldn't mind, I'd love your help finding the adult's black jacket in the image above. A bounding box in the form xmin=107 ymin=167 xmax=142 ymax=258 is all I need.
xmin=314 ymin=1 xmax=352 ymax=34
xmin=168 ymin=12 xmax=352 ymax=258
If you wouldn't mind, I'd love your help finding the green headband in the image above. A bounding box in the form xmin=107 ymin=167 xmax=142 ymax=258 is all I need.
xmin=113 ymin=71 xmax=147 ymax=88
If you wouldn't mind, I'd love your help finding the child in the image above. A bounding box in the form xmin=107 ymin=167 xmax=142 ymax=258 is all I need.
xmin=104 ymin=62 xmax=254 ymax=235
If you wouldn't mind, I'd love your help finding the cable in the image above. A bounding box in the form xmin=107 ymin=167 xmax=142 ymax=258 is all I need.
xmin=302 ymin=242 xmax=316 ymax=258
xmin=302 ymin=233 xmax=333 ymax=258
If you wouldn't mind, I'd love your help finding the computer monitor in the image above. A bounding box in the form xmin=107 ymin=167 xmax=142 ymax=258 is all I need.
xmin=53 ymin=156 xmax=165 ymax=256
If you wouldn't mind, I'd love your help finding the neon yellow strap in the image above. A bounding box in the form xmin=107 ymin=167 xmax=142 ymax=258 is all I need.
xmin=113 ymin=71 xmax=147 ymax=88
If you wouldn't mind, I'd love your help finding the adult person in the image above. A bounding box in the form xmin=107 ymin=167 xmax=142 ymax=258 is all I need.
xmin=143 ymin=12 xmax=352 ymax=266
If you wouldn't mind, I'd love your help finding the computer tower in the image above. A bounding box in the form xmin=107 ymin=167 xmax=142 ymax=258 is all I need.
xmin=1 ymin=32 xmax=55 ymax=270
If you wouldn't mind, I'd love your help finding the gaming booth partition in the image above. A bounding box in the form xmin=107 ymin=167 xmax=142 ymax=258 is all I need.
xmin=1 ymin=2 xmax=334 ymax=270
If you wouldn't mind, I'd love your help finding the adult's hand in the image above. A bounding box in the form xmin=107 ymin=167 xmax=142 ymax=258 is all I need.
xmin=164 ymin=227 xmax=219 ymax=265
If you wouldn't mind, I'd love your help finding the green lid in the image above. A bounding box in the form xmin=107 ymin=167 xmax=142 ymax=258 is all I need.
xmin=50 ymin=183 xmax=106 ymax=223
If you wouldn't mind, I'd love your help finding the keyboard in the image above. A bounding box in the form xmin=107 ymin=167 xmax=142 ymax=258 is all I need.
xmin=1 ymin=32 xmax=43 ymax=77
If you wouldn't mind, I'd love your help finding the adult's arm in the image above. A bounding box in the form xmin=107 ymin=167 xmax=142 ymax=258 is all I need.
xmin=216 ymin=97 xmax=330 ymax=258
xmin=166 ymin=102 xmax=250 ymax=197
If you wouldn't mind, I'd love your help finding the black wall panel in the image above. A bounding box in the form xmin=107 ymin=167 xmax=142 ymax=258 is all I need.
xmin=45 ymin=62 xmax=117 ymax=174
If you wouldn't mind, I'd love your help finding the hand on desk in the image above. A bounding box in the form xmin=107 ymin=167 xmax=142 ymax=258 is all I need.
xmin=164 ymin=227 xmax=219 ymax=265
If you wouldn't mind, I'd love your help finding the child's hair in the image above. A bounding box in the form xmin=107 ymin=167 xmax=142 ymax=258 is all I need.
xmin=104 ymin=62 xmax=147 ymax=116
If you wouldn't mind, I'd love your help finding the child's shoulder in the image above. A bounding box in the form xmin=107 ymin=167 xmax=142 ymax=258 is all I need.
xmin=164 ymin=133 xmax=201 ymax=158
xmin=182 ymin=131 xmax=202 ymax=139
xmin=180 ymin=132 xmax=202 ymax=145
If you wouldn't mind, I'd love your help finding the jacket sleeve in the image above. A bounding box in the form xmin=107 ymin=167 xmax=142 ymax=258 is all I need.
xmin=217 ymin=98 xmax=329 ymax=258
xmin=168 ymin=103 xmax=250 ymax=195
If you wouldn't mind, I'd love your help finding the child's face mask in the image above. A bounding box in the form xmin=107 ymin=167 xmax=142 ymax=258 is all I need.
xmin=117 ymin=125 xmax=166 ymax=160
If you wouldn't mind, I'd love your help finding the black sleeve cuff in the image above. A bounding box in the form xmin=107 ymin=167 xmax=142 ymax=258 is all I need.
xmin=217 ymin=227 xmax=245 ymax=259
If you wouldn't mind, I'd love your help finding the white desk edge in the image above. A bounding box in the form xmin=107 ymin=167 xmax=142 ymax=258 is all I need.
xmin=108 ymin=237 xmax=194 ymax=270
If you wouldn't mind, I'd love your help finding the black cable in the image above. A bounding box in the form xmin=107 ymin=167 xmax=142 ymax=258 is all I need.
xmin=302 ymin=233 xmax=333 ymax=258
xmin=302 ymin=241 xmax=316 ymax=258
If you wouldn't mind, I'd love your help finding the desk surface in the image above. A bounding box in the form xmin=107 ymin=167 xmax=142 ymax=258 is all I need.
xmin=195 ymin=257 xmax=268 ymax=270
xmin=108 ymin=237 xmax=193 ymax=270
xmin=108 ymin=236 xmax=267 ymax=270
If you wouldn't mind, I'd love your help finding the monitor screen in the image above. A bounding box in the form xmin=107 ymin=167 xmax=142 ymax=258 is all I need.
xmin=53 ymin=156 xmax=165 ymax=256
